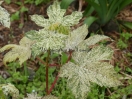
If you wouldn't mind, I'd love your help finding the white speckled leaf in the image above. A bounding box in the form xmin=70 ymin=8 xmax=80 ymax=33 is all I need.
xmin=47 ymin=1 xmax=66 ymax=23
xmin=0 ymin=37 xmax=33 ymax=65
xmin=31 ymin=15 xmax=49 ymax=28
xmin=26 ymin=29 xmax=67 ymax=56
xmin=31 ymin=1 xmax=82 ymax=30
xmin=1 ymin=83 xmax=19 ymax=99
xmin=62 ymin=11 xmax=83 ymax=26
xmin=0 ymin=5 xmax=10 ymax=28
xmin=84 ymin=35 xmax=111 ymax=47
xmin=60 ymin=62 xmax=91 ymax=99
xmin=60 ymin=45 xmax=121 ymax=99
xmin=24 ymin=93 xmax=41 ymax=99
xmin=64 ymin=24 xmax=88 ymax=51
xmin=72 ymin=45 xmax=113 ymax=65
xmin=42 ymin=95 xmax=58 ymax=99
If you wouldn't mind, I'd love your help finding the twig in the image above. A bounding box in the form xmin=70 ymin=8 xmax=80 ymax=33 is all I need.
xmin=48 ymin=73 xmax=59 ymax=94
xmin=36 ymin=56 xmax=59 ymax=67
xmin=36 ymin=56 xmax=46 ymax=66
xmin=120 ymin=72 xmax=132 ymax=79
xmin=46 ymin=49 xmax=50 ymax=95
xmin=47 ymin=51 xmax=72 ymax=94
xmin=78 ymin=0 xmax=83 ymax=11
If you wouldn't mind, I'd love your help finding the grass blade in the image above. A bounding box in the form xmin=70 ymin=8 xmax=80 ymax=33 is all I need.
xmin=60 ymin=0 xmax=74 ymax=9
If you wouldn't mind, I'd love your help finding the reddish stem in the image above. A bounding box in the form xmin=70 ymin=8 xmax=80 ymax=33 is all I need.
xmin=46 ymin=49 xmax=50 ymax=95
xmin=47 ymin=51 xmax=73 ymax=94
xmin=48 ymin=73 xmax=59 ymax=94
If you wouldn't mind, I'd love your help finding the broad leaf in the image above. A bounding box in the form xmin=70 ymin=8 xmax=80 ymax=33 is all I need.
xmin=26 ymin=29 xmax=67 ymax=56
xmin=64 ymin=24 xmax=88 ymax=51
xmin=42 ymin=95 xmax=58 ymax=99
xmin=1 ymin=83 xmax=19 ymax=99
xmin=24 ymin=93 xmax=58 ymax=99
xmin=60 ymin=45 xmax=121 ymax=99
xmin=31 ymin=15 xmax=50 ymax=28
xmin=24 ymin=92 xmax=41 ymax=99
xmin=0 ymin=37 xmax=33 ymax=65
xmin=0 ymin=1 xmax=10 ymax=28
xmin=31 ymin=1 xmax=82 ymax=33
xmin=84 ymin=34 xmax=111 ymax=46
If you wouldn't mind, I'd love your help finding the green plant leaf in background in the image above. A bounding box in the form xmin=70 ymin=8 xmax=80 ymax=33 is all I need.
xmin=84 ymin=16 xmax=98 ymax=26
xmin=85 ymin=0 xmax=132 ymax=25
xmin=0 ymin=89 xmax=6 ymax=99
xmin=11 ymin=11 xmax=20 ymax=21
xmin=5 ymin=0 xmax=11 ymax=4
xmin=122 ymin=21 xmax=132 ymax=30
xmin=60 ymin=0 xmax=74 ymax=9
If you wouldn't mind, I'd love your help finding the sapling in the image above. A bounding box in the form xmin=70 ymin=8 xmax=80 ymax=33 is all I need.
xmin=0 ymin=1 xmax=122 ymax=99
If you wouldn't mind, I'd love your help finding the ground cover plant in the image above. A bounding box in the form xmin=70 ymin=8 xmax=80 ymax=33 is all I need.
xmin=0 ymin=0 xmax=132 ymax=99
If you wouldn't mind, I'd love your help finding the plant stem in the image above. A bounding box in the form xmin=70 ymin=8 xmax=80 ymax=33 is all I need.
xmin=48 ymin=51 xmax=72 ymax=94
xmin=46 ymin=49 xmax=50 ymax=95
xmin=48 ymin=73 xmax=59 ymax=94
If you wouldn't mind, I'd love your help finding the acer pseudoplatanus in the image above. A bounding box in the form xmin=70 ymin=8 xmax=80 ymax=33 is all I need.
xmin=0 ymin=1 xmax=123 ymax=99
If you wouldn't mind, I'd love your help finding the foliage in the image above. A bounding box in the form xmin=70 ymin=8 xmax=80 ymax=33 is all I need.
xmin=24 ymin=0 xmax=50 ymax=5
xmin=0 ymin=37 xmax=33 ymax=65
xmin=0 ymin=1 xmax=10 ymax=28
xmin=60 ymin=0 xmax=74 ymax=9
xmin=0 ymin=83 xmax=19 ymax=99
xmin=59 ymin=35 xmax=121 ymax=99
xmin=84 ymin=0 xmax=132 ymax=25
xmin=0 ymin=1 xmax=124 ymax=99
xmin=117 ymin=32 xmax=132 ymax=49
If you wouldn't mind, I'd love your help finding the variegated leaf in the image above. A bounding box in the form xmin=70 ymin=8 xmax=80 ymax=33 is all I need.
xmin=60 ymin=45 xmax=121 ymax=99
xmin=1 ymin=83 xmax=19 ymax=99
xmin=42 ymin=95 xmax=58 ymax=99
xmin=26 ymin=29 xmax=67 ymax=56
xmin=62 ymin=11 xmax=83 ymax=26
xmin=24 ymin=93 xmax=41 ymax=99
xmin=84 ymin=35 xmax=112 ymax=47
xmin=30 ymin=1 xmax=83 ymax=33
xmin=72 ymin=45 xmax=113 ymax=65
xmin=0 ymin=2 xmax=10 ymax=28
xmin=0 ymin=37 xmax=33 ymax=65
xmin=31 ymin=15 xmax=50 ymax=28
xmin=47 ymin=1 xmax=66 ymax=23
xmin=64 ymin=24 xmax=88 ymax=51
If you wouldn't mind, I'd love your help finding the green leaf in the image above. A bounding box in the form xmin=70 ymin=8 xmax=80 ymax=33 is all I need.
xmin=84 ymin=16 xmax=98 ymax=26
xmin=60 ymin=0 xmax=74 ymax=9
xmin=122 ymin=21 xmax=132 ymax=29
xmin=11 ymin=11 xmax=20 ymax=21
xmin=20 ymin=6 xmax=28 ymax=13
xmin=0 ymin=89 xmax=6 ymax=99
xmin=61 ymin=52 xmax=68 ymax=64
xmin=119 ymin=0 xmax=132 ymax=11
xmin=5 ymin=0 xmax=11 ymax=4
